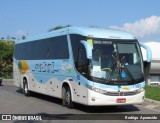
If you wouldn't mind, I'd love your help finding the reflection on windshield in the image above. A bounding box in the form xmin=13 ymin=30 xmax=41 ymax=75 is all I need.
xmin=89 ymin=40 xmax=144 ymax=83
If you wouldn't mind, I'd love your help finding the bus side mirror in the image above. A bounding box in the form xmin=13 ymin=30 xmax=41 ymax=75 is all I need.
xmin=140 ymin=44 xmax=152 ymax=79
xmin=80 ymin=40 xmax=92 ymax=59
xmin=140 ymin=44 xmax=152 ymax=62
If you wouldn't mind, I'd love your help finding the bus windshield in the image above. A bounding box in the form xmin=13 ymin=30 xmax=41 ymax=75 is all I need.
xmin=89 ymin=39 xmax=144 ymax=84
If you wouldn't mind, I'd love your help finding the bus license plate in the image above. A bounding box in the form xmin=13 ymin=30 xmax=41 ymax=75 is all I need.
xmin=116 ymin=98 xmax=126 ymax=103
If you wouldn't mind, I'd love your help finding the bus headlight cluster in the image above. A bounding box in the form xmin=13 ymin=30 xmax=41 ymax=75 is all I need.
xmin=86 ymin=84 xmax=107 ymax=94
xmin=92 ymin=87 xmax=107 ymax=94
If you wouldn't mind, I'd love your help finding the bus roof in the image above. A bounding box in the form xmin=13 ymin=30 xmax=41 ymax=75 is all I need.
xmin=69 ymin=27 xmax=135 ymax=39
xmin=16 ymin=27 xmax=136 ymax=44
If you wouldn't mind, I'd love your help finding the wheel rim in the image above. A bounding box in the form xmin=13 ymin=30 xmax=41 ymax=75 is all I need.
xmin=24 ymin=83 xmax=28 ymax=93
xmin=66 ymin=90 xmax=71 ymax=105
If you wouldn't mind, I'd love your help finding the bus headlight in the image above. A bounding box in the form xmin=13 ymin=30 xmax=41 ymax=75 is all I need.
xmin=137 ymin=88 xmax=144 ymax=93
xmin=92 ymin=87 xmax=100 ymax=92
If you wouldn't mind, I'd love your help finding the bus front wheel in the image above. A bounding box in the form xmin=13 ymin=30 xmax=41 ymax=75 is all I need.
xmin=62 ymin=86 xmax=74 ymax=109
xmin=23 ymin=79 xmax=30 ymax=96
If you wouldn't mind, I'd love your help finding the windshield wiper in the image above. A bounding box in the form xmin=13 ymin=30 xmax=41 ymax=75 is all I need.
xmin=124 ymin=65 xmax=135 ymax=82
xmin=107 ymin=54 xmax=135 ymax=82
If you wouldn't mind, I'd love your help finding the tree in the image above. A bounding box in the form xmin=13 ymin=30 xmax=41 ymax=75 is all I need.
xmin=0 ymin=41 xmax=14 ymax=78
xmin=48 ymin=25 xmax=71 ymax=32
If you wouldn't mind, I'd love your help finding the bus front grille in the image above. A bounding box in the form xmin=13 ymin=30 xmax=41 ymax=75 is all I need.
xmin=103 ymin=90 xmax=140 ymax=96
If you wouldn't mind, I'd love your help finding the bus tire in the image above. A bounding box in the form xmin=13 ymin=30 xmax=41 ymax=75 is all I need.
xmin=63 ymin=86 xmax=74 ymax=109
xmin=62 ymin=86 xmax=66 ymax=106
xmin=23 ymin=79 xmax=30 ymax=96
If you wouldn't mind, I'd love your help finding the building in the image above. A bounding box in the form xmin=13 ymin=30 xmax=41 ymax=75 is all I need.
xmin=147 ymin=58 xmax=160 ymax=85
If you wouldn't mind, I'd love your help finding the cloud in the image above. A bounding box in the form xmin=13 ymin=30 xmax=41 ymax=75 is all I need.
xmin=111 ymin=16 xmax=160 ymax=38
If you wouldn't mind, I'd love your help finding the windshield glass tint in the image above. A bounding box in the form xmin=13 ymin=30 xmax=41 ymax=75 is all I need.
xmin=89 ymin=39 xmax=144 ymax=83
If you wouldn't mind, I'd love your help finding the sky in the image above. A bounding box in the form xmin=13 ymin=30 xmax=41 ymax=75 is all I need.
xmin=0 ymin=0 xmax=160 ymax=58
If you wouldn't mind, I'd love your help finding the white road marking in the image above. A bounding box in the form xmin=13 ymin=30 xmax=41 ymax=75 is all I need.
xmin=145 ymin=105 xmax=159 ymax=109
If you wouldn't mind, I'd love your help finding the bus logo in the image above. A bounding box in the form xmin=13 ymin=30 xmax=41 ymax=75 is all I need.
xmin=119 ymin=92 xmax=124 ymax=96
xmin=18 ymin=60 xmax=29 ymax=74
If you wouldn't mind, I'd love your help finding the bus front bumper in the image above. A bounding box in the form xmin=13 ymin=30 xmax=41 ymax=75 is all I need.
xmin=87 ymin=89 xmax=145 ymax=106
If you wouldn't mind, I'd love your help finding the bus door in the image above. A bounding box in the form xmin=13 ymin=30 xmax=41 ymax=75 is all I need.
xmin=76 ymin=48 xmax=89 ymax=104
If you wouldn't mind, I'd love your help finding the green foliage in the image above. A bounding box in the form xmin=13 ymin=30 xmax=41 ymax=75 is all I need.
xmin=48 ymin=25 xmax=71 ymax=32
xmin=0 ymin=40 xmax=15 ymax=79
xmin=145 ymin=85 xmax=160 ymax=101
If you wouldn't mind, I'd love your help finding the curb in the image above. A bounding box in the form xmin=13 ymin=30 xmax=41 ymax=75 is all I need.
xmin=144 ymin=98 xmax=160 ymax=105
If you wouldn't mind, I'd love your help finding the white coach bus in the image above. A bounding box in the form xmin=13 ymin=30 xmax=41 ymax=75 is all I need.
xmin=13 ymin=27 xmax=152 ymax=108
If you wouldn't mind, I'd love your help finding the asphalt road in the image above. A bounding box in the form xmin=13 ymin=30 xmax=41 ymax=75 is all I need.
xmin=0 ymin=81 xmax=160 ymax=123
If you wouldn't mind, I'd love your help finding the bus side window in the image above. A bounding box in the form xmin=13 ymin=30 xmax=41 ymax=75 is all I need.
xmin=47 ymin=48 xmax=50 ymax=58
